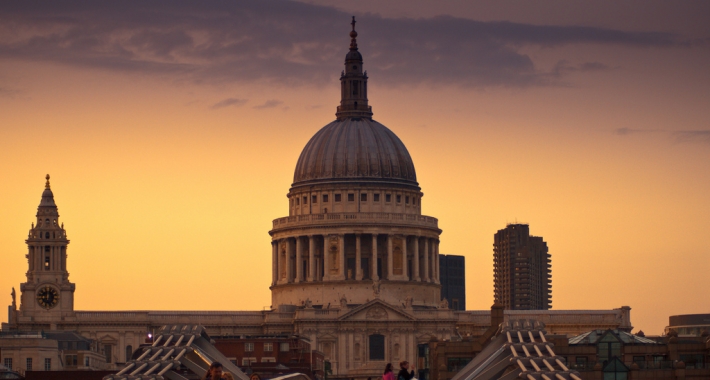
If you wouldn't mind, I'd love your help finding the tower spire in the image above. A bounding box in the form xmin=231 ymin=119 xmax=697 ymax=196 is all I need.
xmin=336 ymin=17 xmax=373 ymax=120
xmin=45 ymin=174 xmax=51 ymax=189
xmin=350 ymin=16 xmax=358 ymax=51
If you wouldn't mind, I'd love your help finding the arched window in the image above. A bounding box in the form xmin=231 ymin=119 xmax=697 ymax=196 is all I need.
xmin=125 ymin=345 xmax=133 ymax=361
xmin=45 ymin=232 xmax=50 ymax=239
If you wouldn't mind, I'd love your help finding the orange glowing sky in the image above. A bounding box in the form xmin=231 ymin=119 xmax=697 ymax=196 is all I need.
xmin=1 ymin=1 xmax=709 ymax=335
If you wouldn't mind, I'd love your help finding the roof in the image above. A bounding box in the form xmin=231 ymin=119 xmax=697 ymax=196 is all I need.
xmin=568 ymin=329 xmax=659 ymax=345
xmin=293 ymin=118 xmax=418 ymax=188
xmin=44 ymin=331 xmax=92 ymax=343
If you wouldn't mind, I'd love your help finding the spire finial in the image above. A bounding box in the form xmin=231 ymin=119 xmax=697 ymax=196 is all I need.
xmin=45 ymin=174 xmax=50 ymax=189
xmin=349 ymin=16 xmax=358 ymax=50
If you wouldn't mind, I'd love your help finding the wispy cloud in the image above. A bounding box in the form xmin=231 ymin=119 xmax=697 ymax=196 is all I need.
xmin=614 ymin=128 xmax=710 ymax=145
xmin=615 ymin=128 xmax=661 ymax=136
xmin=0 ymin=0 xmax=688 ymax=88
xmin=210 ymin=98 xmax=248 ymax=110
xmin=672 ymin=130 xmax=710 ymax=143
xmin=253 ymin=99 xmax=283 ymax=110
xmin=0 ymin=86 xmax=21 ymax=98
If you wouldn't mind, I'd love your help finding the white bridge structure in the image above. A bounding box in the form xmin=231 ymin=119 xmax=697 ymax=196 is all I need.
xmin=104 ymin=324 xmax=250 ymax=380
xmin=451 ymin=320 xmax=583 ymax=380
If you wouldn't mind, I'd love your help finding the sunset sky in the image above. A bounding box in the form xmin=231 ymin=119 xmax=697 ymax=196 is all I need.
xmin=1 ymin=1 xmax=708 ymax=335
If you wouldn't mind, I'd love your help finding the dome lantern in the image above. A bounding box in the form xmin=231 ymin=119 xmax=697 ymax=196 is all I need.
xmin=336 ymin=16 xmax=373 ymax=120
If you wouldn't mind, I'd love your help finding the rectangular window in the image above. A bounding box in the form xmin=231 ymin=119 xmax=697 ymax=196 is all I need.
xmin=104 ymin=344 xmax=112 ymax=364
xmin=374 ymin=193 xmax=380 ymax=202
xmin=303 ymin=196 xmax=307 ymax=205
xmin=348 ymin=193 xmax=355 ymax=202
xmin=369 ymin=334 xmax=385 ymax=360
xmin=280 ymin=342 xmax=290 ymax=352
xmin=262 ymin=357 xmax=276 ymax=363
xmin=576 ymin=357 xmax=588 ymax=365
xmin=405 ymin=196 xmax=410 ymax=204
xmin=245 ymin=342 xmax=254 ymax=352
xmin=385 ymin=194 xmax=391 ymax=203
xmin=45 ymin=358 xmax=51 ymax=371
xmin=264 ymin=342 xmax=273 ymax=352
xmin=361 ymin=193 xmax=367 ymax=202
xmin=296 ymin=198 xmax=300 ymax=206
xmin=84 ymin=357 xmax=89 ymax=367
xmin=335 ymin=194 xmax=341 ymax=202
xmin=396 ymin=195 xmax=402 ymax=203
xmin=26 ymin=358 xmax=32 ymax=371
xmin=242 ymin=357 xmax=256 ymax=366
xmin=413 ymin=198 xmax=416 ymax=205
xmin=4 ymin=358 xmax=11 ymax=370
xmin=323 ymin=194 xmax=329 ymax=203
xmin=447 ymin=357 xmax=472 ymax=372
xmin=312 ymin=195 xmax=317 ymax=204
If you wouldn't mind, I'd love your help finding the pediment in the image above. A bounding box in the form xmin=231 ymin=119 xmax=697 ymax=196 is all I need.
xmin=338 ymin=299 xmax=416 ymax=322
xmin=318 ymin=332 xmax=338 ymax=341
xmin=98 ymin=334 xmax=118 ymax=343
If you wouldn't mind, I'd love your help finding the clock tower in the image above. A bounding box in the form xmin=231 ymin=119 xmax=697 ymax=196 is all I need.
xmin=18 ymin=175 xmax=76 ymax=324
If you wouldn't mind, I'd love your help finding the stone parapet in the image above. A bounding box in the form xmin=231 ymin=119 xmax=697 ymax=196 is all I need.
xmin=271 ymin=212 xmax=438 ymax=232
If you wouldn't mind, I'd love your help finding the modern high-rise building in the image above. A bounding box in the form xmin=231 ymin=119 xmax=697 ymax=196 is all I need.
xmin=493 ymin=224 xmax=551 ymax=310
xmin=439 ymin=255 xmax=466 ymax=310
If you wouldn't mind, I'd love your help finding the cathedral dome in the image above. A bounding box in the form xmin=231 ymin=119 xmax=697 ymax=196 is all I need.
xmin=292 ymin=118 xmax=418 ymax=187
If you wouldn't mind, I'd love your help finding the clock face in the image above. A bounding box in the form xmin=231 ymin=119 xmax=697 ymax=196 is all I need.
xmin=36 ymin=286 xmax=59 ymax=309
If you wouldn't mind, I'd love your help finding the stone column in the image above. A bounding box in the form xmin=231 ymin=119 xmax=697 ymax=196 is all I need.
xmin=434 ymin=240 xmax=440 ymax=283
xmin=271 ymin=241 xmax=277 ymax=286
xmin=413 ymin=237 xmax=420 ymax=281
xmin=323 ymin=235 xmax=330 ymax=281
xmin=423 ymin=238 xmax=430 ymax=282
xmin=387 ymin=235 xmax=393 ymax=280
xmin=308 ymin=235 xmax=315 ymax=282
xmin=338 ymin=234 xmax=346 ymax=280
xmin=402 ymin=236 xmax=408 ymax=280
xmin=295 ymin=237 xmax=303 ymax=283
xmin=277 ymin=240 xmax=283 ymax=284
xmin=371 ymin=234 xmax=379 ymax=281
xmin=285 ymin=238 xmax=293 ymax=283
xmin=355 ymin=234 xmax=362 ymax=280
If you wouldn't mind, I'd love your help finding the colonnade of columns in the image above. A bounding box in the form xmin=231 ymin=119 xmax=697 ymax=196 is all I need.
xmin=271 ymin=233 xmax=440 ymax=286
xmin=28 ymin=245 xmax=67 ymax=272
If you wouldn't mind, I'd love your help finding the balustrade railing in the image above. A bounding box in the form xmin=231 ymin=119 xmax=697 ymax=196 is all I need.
xmin=272 ymin=212 xmax=438 ymax=229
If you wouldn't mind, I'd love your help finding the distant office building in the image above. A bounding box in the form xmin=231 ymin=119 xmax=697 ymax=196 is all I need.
xmin=439 ymin=255 xmax=466 ymax=310
xmin=493 ymin=224 xmax=551 ymax=310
